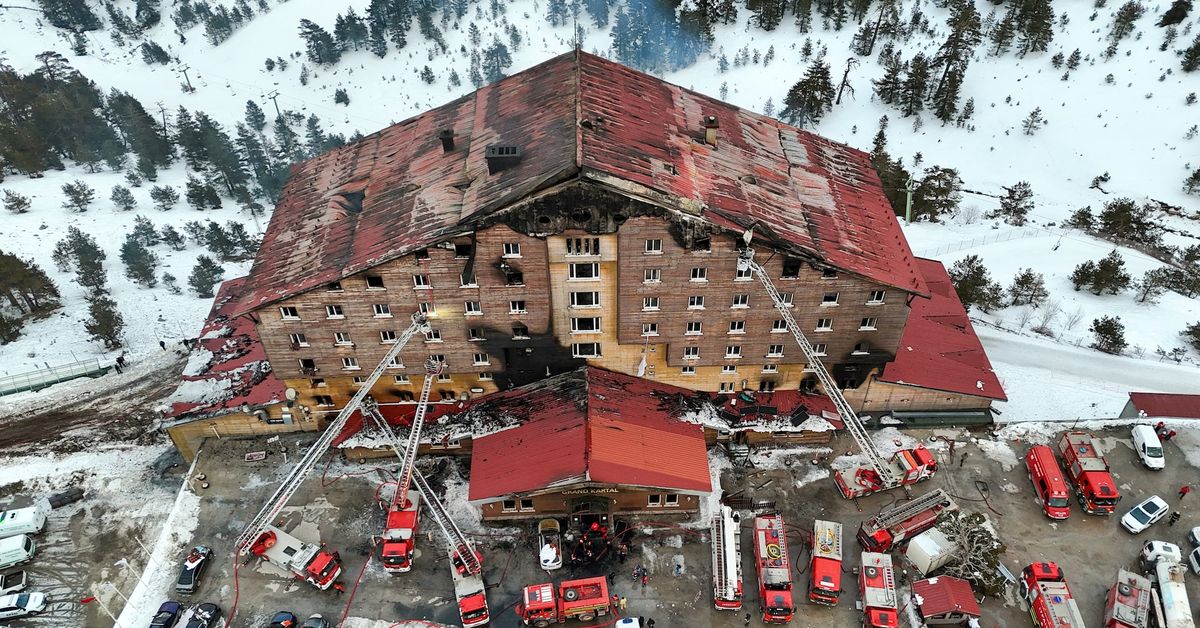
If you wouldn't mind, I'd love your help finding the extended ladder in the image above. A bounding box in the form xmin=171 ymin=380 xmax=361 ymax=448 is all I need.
xmin=866 ymin=489 xmax=952 ymax=529
xmin=393 ymin=356 xmax=446 ymax=510
xmin=234 ymin=312 xmax=431 ymax=554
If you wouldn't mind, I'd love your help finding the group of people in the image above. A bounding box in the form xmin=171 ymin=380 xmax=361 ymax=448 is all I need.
xmin=569 ymin=521 xmax=614 ymax=566
xmin=1153 ymin=421 xmax=1178 ymax=441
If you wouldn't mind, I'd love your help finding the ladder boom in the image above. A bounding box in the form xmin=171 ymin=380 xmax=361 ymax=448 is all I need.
xmin=394 ymin=357 xmax=446 ymax=510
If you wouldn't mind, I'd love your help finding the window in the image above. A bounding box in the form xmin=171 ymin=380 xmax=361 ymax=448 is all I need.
xmin=771 ymin=319 xmax=787 ymax=333
xmin=439 ymin=390 xmax=457 ymax=401
xmin=735 ymin=266 xmax=753 ymax=281
xmin=570 ymin=291 xmax=601 ymax=307
xmin=502 ymin=499 xmax=517 ymax=512
xmin=816 ymin=318 xmax=833 ymax=331
xmin=311 ymin=378 xmax=326 ymax=388
xmin=821 ymin=292 xmax=840 ymax=306
xmin=690 ymin=267 xmax=708 ymax=282
xmin=413 ymin=274 xmax=430 ymax=288
xmin=644 ymin=239 xmax=663 ymax=254
xmin=860 ymin=317 xmax=878 ymax=330
xmin=569 ymin=262 xmax=599 ymax=280
xmin=418 ymin=302 xmax=436 ymax=317
xmin=572 ymin=342 xmax=602 ymax=358
xmin=719 ymin=382 xmax=735 ymax=393
xmin=812 ymin=343 xmax=828 ymax=356
xmin=352 ymin=376 xmax=366 ymax=385
xmin=868 ymin=290 xmax=886 ymax=304
xmin=505 ymin=271 xmax=524 ymax=286
xmin=437 ymin=372 xmax=452 ymax=382
xmin=780 ymin=292 xmax=794 ymax=307
xmin=454 ymin=243 xmax=473 ymax=258
xmin=509 ymin=300 xmax=527 ymax=314
xmin=429 ymin=354 xmax=446 ymax=364
xmin=397 ymin=390 xmax=415 ymax=402
xmin=681 ymin=366 xmax=696 ymax=375
xmin=325 ymin=305 xmax=344 ymax=319
xmin=665 ymin=494 xmax=679 ymax=506
xmin=341 ymin=357 xmax=360 ymax=370
xmin=464 ymin=301 xmax=482 ymax=315
xmin=280 ymin=306 xmax=300 ymax=320
xmin=571 ymin=317 xmax=601 ymax=333
xmin=298 ymin=358 xmax=316 ymax=371
xmin=414 ymin=249 xmax=430 ymax=260
xmin=479 ymin=372 xmax=494 ymax=381
xmin=840 ymin=377 xmax=860 ymax=389
xmin=767 ymin=344 xmax=784 ymax=357
xmin=693 ymin=236 xmax=711 ymax=251
xmin=759 ymin=380 xmax=777 ymax=392
xmin=394 ymin=374 xmax=411 ymax=384
xmin=725 ymin=345 xmax=742 ymax=358
xmin=643 ymin=296 xmax=660 ymax=311
xmin=648 ymin=494 xmax=662 ymax=507
xmin=822 ymin=268 xmax=838 ymax=279
xmin=853 ymin=342 xmax=870 ymax=355
xmin=566 ymin=237 xmax=600 ymax=256
xmin=722 ymin=365 xmax=737 ymax=374
xmin=379 ymin=330 xmax=397 ymax=344
xmin=289 ymin=333 xmax=309 ymax=347
xmin=372 ymin=303 xmax=390 ymax=317
xmin=644 ymin=268 xmax=661 ymax=283
xmin=366 ymin=275 xmax=385 ymax=289
xmin=334 ymin=332 xmax=353 ymax=346
xmin=387 ymin=356 xmax=405 ymax=369
xmin=686 ymin=321 xmax=703 ymax=335
xmin=473 ymin=353 xmax=490 ymax=365
xmin=520 ymin=498 xmax=534 ymax=510
xmin=683 ymin=347 xmax=700 ymax=360
xmin=503 ymin=242 xmax=521 ymax=257
xmin=460 ymin=272 xmax=477 ymax=287
xmin=688 ymin=295 xmax=705 ymax=309
xmin=424 ymin=329 xmax=443 ymax=342
xmin=314 ymin=395 xmax=335 ymax=407
xmin=782 ymin=259 xmax=801 ymax=278
xmin=728 ymin=321 xmax=746 ymax=334
xmin=469 ymin=328 xmax=484 ymax=341
xmin=326 ymin=281 xmax=343 ymax=292
xmin=512 ymin=325 xmax=530 ymax=339
xmin=762 ymin=364 xmax=779 ymax=373
xmin=731 ymin=294 xmax=749 ymax=309
xmin=642 ymin=322 xmax=659 ymax=336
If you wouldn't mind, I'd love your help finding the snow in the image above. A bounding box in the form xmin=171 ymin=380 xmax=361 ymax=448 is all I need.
xmin=795 ymin=416 xmax=836 ymax=432
xmin=164 ymin=376 xmax=232 ymax=405
xmin=696 ymin=447 xmax=734 ymax=531
xmin=0 ymin=348 xmax=179 ymax=420
xmin=181 ymin=349 xmax=215 ymax=377
xmin=973 ymin=438 xmax=1019 ymax=471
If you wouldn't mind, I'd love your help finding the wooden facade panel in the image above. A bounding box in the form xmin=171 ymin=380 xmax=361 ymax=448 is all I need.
xmin=478 ymin=484 xmax=701 ymax=521
xmin=859 ymin=379 xmax=994 ymax=412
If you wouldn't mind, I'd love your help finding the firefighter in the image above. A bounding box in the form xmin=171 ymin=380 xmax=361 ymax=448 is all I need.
xmin=617 ymin=543 xmax=629 ymax=563
xmin=1181 ymin=485 xmax=1191 ymax=499
xmin=333 ymin=581 xmax=346 ymax=596
xmin=1169 ymin=511 xmax=1182 ymax=526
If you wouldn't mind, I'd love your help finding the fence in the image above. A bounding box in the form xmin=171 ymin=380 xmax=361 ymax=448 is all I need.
xmin=0 ymin=358 xmax=110 ymax=397
xmin=916 ymin=228 xmax=1052 ymax=258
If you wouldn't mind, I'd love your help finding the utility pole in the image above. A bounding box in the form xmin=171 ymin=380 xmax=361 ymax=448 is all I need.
xmin=904 ymin=175 xmax=916 ymax=225
xmin=178 ymin=64 xmax=194 ymax=91
xmin=265 ymin=90 xmax=281 ymax=118
xmin=155 ymin=102 xmax=169 ymax=138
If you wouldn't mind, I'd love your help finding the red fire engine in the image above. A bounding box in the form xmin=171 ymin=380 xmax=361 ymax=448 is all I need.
xmin=1020 ymin=562 xmax=1086 ymax=628
xmin=809 ymin=519 xmax=842 ymax=606
xmin=857 ymin=489 xmax=957 ymax=553
xmin=859 ymin=552 xmax=898 ymax=628
xmin=378 ymin=493 xmax=420 ymax=573
xmin=1104 ymin=568 xmax=1151 ymax=628
xmin=753 ymin=513 xmax=794 ymax=624
xmin=246 ymin=527 xmax=341 ymax=589
xmin=711 ymin=506 xmax=743 ymax=610
xmin=1057 ymin=431 xmax=1121 ymax=515
xmin=516 ymin=577 xmax=612 ymax=626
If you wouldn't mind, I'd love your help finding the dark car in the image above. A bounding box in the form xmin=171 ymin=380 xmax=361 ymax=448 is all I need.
xmin=184 ymin=602 xmax=221 ymax=628
xmin=175 ymin=546 xmax=213 ymax=595
xmin=149 ymin=601 xmax=182 ymax=628
xmin=268 ymin=611 xmax=299 ymax=628
xmin=301 ymin=615 xmax=331 ymax=628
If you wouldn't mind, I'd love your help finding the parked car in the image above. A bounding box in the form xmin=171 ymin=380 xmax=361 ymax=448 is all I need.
xmin=0 ymin=535 xmax=36 ymax=570
xmin=268 ymin=611 xmax=299 ymax=628
xmin=538 ymin=518 xmax=562 ymax=571
xmin=0 ymin=570 xmax=26 ymax=596
xmin=1188 ymin=547 xmax=1200 ymax=576
xmin=1121 ymin=495 xmax=1170 ymax=533
xmin=0 ymin=500 xmax=50 ymax=540
xmin=149 ymin=601 xmax=182 ymax=628
xmin=175 ymin=546 xmax=212 ymax=595
xmin=183 ymin=602 xmax=221 ymax=628
xmin=616 ymin=619 xmax=643 ymax=628
xmin=0 ymin=592 xmax=46 ymax=620
xmin=301 ymin=615 xmax=331 ymax=628
xmin=1131 ymin=425 xmax=1165 ymax=470
xmin=1188 ymin=526 xmax=1200 ymax=548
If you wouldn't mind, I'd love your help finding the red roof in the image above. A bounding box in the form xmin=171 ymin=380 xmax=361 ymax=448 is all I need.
xmin=1128 ymin=392 xmax=1200 ymax=419
xmin=236 ymin=50 xmax=925 ymax=315
xmin=912 ymin=576 xmax=981 ymax=619
xmin=165 ymin=278 xmax=286 ymax=422
xmin=467 ymin=367 xmax=711 ymax=501
xmin=877 ymin=258 xmax=1006 ymax=401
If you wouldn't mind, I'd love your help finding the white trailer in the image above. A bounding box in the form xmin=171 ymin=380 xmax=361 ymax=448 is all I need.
xmin=902 ymin=528 xmax=957 ymax=576
xmin=1150 ymin=559 xmax=1195 ymax=628
xmin=0 ymin=500 xmax=49 ymax=540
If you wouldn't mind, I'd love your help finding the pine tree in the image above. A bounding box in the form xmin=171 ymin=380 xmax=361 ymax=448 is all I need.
xmin=956 ymin=97 xmax=975 ymax=128
xmin=0 ymin=313 xmax=21 ymax=344
xmin=125 ymin=171 xmax=143 ymax=188
xmin=1097 ymin=197 xmax=1163 ymax=245
xmin=299 ymin=19 xmax=341 ymax=65
xmin=185 ymin=176 xmax=222 ymax=210
xmin=3 ymin=190 xmax=31 ymax=214
xmin=1016 ymin=0 xmax=1055 ymax=56
xmin=0 ymin=250 xmax=60 ymax=315
xmin=911 ymin=166 xmax=962 ymax=221
xmin=110 ymin=185 xmax=137 ymax=211
xmin=141 ymin=40 xmax=171 ymax=65
xmin=931 ymin=68 xmax=963 ymax=123
xmin=482 ymin=39 xmax=512 ymax=83
xmin=120 ymin=235 xmax=159 ymax=287
xmin=130 ymin=214 xmax=159 ymax=246
xmin=162 ymin=272 xmax=181 ymax=294
xmin=949 ymin=254 xmax=1004 ymax=312
xmin=1092 ymin=250 xmax=1133 ymax=294
xmin=991 ymin=181 xmax=1034 ymax=225
xmin=1185 ymin=168 xmax=1200 ymax=194
xmin=420 ymin=65 xmax=436 ymax=84
xmin=1183 ymin=321 xmax=1200 ymax=351
xmin=1182 ymin=34 xmax=1200 ymax=72
xmin=1022 ymin=107 xmax=1045 ymax=135
xmin=1089 ymin=315 xmax=1127 ymax=354
xmin=334 ymin=88 xmax=350 ymax=105
xmin=780 ymin=57 xmax=836 ymax=127
xmin=245 ymin=101 xmax=267 ymax=132
xmin=546 ymin=0 xmax=570 ymax=26
xmin=150 ymin=185 xmax=179 ymax=211
xmin=1066 ymin=48 xmax=1082 ymax=70
xmin=84 ymin=292 xmax=124 ymax=348
xmin=990 ymin=6 xmax=1018 ymax=55
xmin=1070 ymin=260 xmax=1097 ymax=290
xmin=56 ymin=227 xmax=108 ymax=293
xmin=61 ymin=180 xmax=96 ymax=213
xmin=900 ymin=53 xmax=931 ymax=116
xmin=37 ymin=0 xmax=102 ymax=31
xmin=333 ymin=8 xmax=368 ymax=51
xmin=1008 ymin=268 xmax=1048 ymax=306
xmin=1158 ymin=0 xmax=1193 ymax=26
xmin=135 ymin=0 xmax=160 ymax=28
xmin=873 ymin=48 xmax=905 ymax=104
xmin=202 ymin=221 xmax=239 ymax=260
xmin=225 ymin=220 xmax=259 ymax=258
xmin=188 ymin=255 xmax=225 ymax=297
xmin=1135 ymin=267 xmax=1173 ymax=303
xmin=750 ymin=0 xmax=786 ymax=30
xmin=932 ymin=0 xmax=981 ymax=99
xmin=161 ymin=225 xmax=186 ymax=250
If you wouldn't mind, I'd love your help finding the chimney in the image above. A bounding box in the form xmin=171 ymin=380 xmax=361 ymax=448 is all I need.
xmin=485 ymin=144 xmax=522 ymax=175
xmin=438 ymin=129 xmax=455 ymax=152
xmin=703 ymin=115 xmax=719 ymax=147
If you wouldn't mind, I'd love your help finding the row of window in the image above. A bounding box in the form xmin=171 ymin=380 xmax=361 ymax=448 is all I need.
xmin=281 ymin=299 xmax=534 ymax=321
xmin=499 ymin=493 xmax=680 ymax=512
xmin=298 ymin=352 xmax=490 ymax=372
xmin=643 ymin=317 xmax=878 ymax=337
xmin=290 ymin=324 xmax=531 ymax=348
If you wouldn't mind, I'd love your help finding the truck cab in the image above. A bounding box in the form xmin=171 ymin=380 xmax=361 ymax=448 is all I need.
xmin=379 ymin=498 xmax=419 ymax=573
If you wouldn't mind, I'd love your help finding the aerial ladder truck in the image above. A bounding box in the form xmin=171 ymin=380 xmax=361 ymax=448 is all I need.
xmin=736 ymin=234 xmax=937 ymax=499
xmin=233 ymin=313 xmax=433 ymax=590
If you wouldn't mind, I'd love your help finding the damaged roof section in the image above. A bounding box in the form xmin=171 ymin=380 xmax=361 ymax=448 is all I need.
xmin=237 ymin=50 xmax=925 ymax=315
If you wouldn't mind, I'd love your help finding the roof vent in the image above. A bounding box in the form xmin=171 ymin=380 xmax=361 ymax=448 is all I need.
xmin=439 ymin=129 xmax=455 ymax=152
xmin=485 ymin=144 xmax=521 ymax=174
xmin=703 ymin=115 xmax=719 ymax=147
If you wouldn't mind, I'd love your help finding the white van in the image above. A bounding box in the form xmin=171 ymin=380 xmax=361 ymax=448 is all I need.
xmin=0 ymin=535 xmax=36 ymax=571
xmin=1131 ymin=425 xmax=1165 ymax=470
xmin=0 ymin=500 xmax=49 ymax=540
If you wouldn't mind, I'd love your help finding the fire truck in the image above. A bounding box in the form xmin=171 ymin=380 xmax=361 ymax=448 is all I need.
xmin=1057 ymin=431 xmax=1122 ymax=515
xmin=1104 ymin=568 xmax=1151 ymax=628
xmin=245 ymin=526 xmax=341 ymax=589
xmin=809 ymin=519 xmax=842 ymax=606
xmin=736 ymin=238 xmax=937 ymax=500
xmin=753 ymin=513 xmax=795 ymax=624
xmin=858 ymin=552 xmax=898 ymax=628
xmin=857 ymin=489 xmax=957 ymax=552
xmin=711 ymin=506 xmax=743 ymax=610
xmin=516 ymin=577 xmax=612 ymax=626
xmin=1020 ymin=562 xmax=1086 ymax=628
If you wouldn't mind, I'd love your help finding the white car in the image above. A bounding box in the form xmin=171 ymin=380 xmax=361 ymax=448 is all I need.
xmin=1131 ymin=425 xmax=1165 ymax=470
xmin=0 ymin=592 xmax=46 ymax=620
xmin=1188 ymin=526 xmax=1200 ymax=548
xmin=1121 ymin=495 xmax=1170 ymax=533
xmin=1188 ymin=547 xmax=1200 ymax=576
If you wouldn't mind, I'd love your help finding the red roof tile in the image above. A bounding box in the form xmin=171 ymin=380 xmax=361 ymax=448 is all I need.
xmin=467 ymin=368 xmax=711 ymax=501
xmin=1128 ymin=392 xmax=1200 ymax=419
xmin=236 ymin=51 xmax=925 ymax=315
xmin=912 ymin=576 xmax=981 ymax=619
xmin=877 ymin=258 xmax=1006 ymax=401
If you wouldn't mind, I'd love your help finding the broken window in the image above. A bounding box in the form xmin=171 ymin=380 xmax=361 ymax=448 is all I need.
xmin=366 ymin=275 xmax=385 ymax=289
xmin=566 ymin=237 xmax=600 ymax=256
xmin=782 ymin=259 xmax=802 ymax=278
xmin=454 ymin=243 xmax=473 ymax=258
